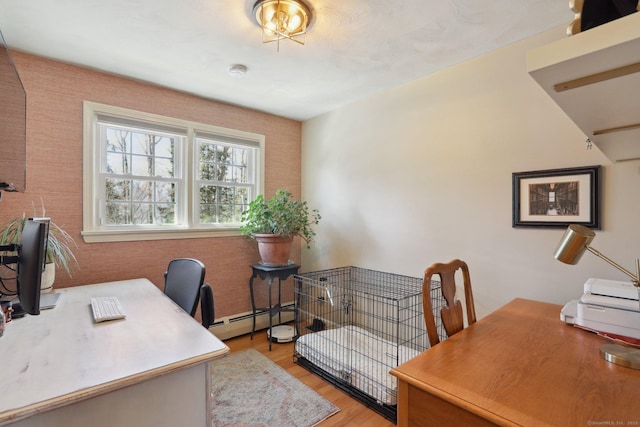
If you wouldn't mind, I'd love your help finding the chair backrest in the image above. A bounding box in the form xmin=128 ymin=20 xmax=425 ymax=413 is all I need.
xmin=164 ymin=258 xmax=206 ymax=316
xmin=422 ymin=259 xmax=477 ymax=347
xmin=200 ymin=283 xmax=215 ymax=328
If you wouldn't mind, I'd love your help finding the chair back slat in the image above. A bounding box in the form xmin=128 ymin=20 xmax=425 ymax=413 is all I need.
xmin=422 ymin=259 xmax=476 ymax=347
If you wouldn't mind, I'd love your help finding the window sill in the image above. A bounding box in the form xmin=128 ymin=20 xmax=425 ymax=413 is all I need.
xmin=81 ymin=227 xmax=242 ymax=243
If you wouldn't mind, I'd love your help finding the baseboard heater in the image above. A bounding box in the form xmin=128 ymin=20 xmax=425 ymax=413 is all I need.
xmin=207 ymin=302 xmax=295 ymax=340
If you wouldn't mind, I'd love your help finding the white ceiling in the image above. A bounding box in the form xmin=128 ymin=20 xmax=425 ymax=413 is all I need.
xmin=0 ymin=0 xmax=573 ymax=121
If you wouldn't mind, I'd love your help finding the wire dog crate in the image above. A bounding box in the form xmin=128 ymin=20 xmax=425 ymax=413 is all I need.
xmin=293 ymin=266 xmax=446 ymax=422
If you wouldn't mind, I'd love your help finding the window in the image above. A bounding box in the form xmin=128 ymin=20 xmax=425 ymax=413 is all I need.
xmin=101 ymin=121 xmax=183 ymax=227
xmin=82 ymin=102 xmax=264 ymax=242
xmin=196 ymin=134 xmax=256 ymax=226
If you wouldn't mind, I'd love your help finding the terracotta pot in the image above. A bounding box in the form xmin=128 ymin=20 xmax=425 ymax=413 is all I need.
xmin=254 ymin=234 xmax=293 ymax=266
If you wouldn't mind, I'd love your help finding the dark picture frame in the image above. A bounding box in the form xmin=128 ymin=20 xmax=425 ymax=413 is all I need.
xmin=512 ymin=165 xmax=601 ymax=229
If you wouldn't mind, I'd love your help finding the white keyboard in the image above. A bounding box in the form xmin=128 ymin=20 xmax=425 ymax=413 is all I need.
xmin=90 ymin=296 xmax=126 ymax=322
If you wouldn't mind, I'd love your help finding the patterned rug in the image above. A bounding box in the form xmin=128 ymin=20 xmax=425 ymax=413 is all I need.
xmin=210 ymin=349 xmax=339 ymax=427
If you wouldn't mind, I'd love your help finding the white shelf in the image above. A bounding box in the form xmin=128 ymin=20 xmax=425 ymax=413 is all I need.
xmin=527 ymin=12 xmax=640 ymax=162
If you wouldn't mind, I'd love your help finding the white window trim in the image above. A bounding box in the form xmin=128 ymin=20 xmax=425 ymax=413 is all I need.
xmin=82 ymin=101 xmax=265 ymax=243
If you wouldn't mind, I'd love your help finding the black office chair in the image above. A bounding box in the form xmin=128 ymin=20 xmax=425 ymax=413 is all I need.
xmin=164 ymin=258 xmax=206 ymax=317
xmin=200 ymin=283 xmax=215 ymax=328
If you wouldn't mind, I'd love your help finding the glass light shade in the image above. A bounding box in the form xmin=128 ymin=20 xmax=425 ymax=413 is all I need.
xmin=554 ymin=224 xmax=596 ymax=265
xmin=253 ymin=0 xmax=312 ymax=47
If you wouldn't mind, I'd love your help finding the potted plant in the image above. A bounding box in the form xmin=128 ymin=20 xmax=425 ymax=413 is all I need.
xmin=0 ymin=206 xmax=77 ymax=292
xmin=240 ymin=189 xmax=321 ymax=266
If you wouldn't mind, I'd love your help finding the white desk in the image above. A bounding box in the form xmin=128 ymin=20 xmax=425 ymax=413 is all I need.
xmin=0 ymin=279 xmax=229 ymax=427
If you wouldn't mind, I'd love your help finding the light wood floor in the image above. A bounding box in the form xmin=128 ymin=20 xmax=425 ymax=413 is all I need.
xmin=222 ymin=331 xmax=396 ymax=427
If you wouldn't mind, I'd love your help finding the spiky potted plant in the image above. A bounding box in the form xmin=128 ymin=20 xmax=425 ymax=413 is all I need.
xmin=0 ymin=205 xmax=77 ymax=292
xmin=240 ymin=189 xmax=320 ymax=266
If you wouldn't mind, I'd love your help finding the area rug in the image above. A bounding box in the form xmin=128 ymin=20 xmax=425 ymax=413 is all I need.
xmin=210 ymin=349 xmax=339 ymax=427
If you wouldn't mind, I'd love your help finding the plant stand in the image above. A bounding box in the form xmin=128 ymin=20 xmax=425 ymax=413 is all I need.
xmin=248 ymin=263 xmax=300 ymax=350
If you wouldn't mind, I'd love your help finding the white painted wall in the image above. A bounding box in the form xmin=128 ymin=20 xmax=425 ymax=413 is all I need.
xmin=301 ymin=26 xmax=640 ymax=319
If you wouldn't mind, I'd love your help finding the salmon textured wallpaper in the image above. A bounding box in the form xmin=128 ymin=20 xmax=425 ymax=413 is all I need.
xmin=0 ymin=52 xmax=302 ymax=319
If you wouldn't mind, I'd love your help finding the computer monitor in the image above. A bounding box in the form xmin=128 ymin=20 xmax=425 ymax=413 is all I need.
xmin=16 ymin=219 xmax=48 ymax=315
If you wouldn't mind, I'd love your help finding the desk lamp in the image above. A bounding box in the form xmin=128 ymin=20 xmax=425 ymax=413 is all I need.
xmin=554 ymin=224 xmax=640 ymax=369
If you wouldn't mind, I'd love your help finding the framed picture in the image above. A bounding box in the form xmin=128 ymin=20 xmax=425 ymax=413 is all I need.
xmin=512 ymin=165 xmax=601 ymax=229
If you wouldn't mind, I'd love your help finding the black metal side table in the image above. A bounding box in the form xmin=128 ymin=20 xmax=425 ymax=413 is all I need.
xmin=248 ymin=263 xmax=300 ymax=350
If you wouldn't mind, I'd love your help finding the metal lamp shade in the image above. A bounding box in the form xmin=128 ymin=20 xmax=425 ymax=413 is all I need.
xmin=554 ymin=224 xmax=596 ymax=265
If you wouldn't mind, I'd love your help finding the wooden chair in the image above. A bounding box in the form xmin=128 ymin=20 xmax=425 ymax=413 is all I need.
xmin=422 ymin=259 xmax=477 ymax=347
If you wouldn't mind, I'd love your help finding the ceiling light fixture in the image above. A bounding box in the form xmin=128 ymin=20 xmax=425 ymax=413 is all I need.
xmin=252 ymin=0 xmax=312 ymax=52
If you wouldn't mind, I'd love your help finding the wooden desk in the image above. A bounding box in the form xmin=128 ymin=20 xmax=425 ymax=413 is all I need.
xmin=0 ymin=279 xmax=229 ymax=427
xmin=391 ymin=298 xmax=640 ymax=427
